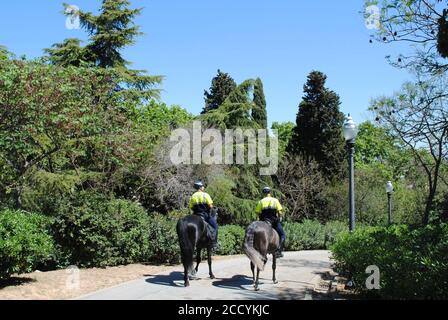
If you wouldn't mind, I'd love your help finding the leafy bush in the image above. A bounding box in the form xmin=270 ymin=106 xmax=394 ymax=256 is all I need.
xmin=284 ymin=220 xmax=347 ymax=251
xmin=0 ymin=209 xmax=54 ymax=280
xmin=147 ymin=214 xmax=180 ymax=264
xmin=217 ymin=225 xmax=245 ymax=256
xmin=331 ymin=224 xmax=448 ymax=299
xmin=51 ymin=192 xmax=151 ymax=268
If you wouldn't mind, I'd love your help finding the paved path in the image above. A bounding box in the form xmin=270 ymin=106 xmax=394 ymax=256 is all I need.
xmin=79 ymin=251 xmax=333 ymax=300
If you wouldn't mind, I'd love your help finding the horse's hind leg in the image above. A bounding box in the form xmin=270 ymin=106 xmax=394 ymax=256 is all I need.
xmin=254 ymin=268 xmax=261 ymax=291
xmin=207 ymin=248 xmax=215 ymax=279
xmin=272 ymin=255 xmax=278 ymax=284
xmin=250 ymin=262 xmax=255 ymax=284
xmin=193 ymin=249 xmax=201 ymax=276
xmin=183 ymin=264 xmax=190 ymax=287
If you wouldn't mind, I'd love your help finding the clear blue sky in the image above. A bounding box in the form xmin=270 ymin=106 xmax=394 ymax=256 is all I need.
xmin=0 ymin=0 xmax=411 ymax=127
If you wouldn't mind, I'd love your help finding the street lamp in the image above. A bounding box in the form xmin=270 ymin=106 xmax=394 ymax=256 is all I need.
xmin=386 ymin=181 xmax=394 ymax=225
xmin=343 ymin=114 xmax=358 ymax=232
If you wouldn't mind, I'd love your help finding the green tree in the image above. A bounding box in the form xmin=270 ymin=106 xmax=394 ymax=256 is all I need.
xmin=252 ymin=78 xmax=268 ymax=128
xmin=272 ymin=122 xmax=295 ymax=157
xmin=201 ymin=79 xmax=256 ymax=129
xmin=355 ymin=121 xmax=412 ymax=178
xmin=287 ymin=71 xmax=345 ymax=179
xmin=45 ymin=0 xmax=162 ymax=100
xmin=202 ymin=69 xmax=237 ymax=114
xmin=0 ymin=60 xmax=134 ymax=208
xmin=371 ymin=73 xmax=448 ymax=225
xmin=365 ymin=0 xmax=448 ymax=73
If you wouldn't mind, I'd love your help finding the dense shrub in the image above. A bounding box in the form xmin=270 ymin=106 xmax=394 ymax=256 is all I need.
xmin=331 ymin=224 xmax=448 ymax=299
xmin=284 ymin=220 xmax=347 ymax=251
xmin=147 ymin=214 xmax=180 ymax=264
xmin=52 ymin=192 xmax=151 ymax=268
xmin=0 ymin=209 xmax=54 ymax=280
xmin=217 ymin=225 xmax=245 ymax=256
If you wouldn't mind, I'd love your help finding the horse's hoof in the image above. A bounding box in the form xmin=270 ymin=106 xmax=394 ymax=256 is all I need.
xmin=254 ymin=287 xmax=260 ymax=292
xmin=210 ymin=275 xmax=215 ymax=279
xmin=185 ymin=283 xmax=190 ymax=287
xmin=273 ymin=280 xmax=278 ymax=284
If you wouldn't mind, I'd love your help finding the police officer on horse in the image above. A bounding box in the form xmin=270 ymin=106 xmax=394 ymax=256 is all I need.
xmin=255 ymin=186 xmax=286 ymax=258
xmin=189 ymin=180 xmax=219 ymax=251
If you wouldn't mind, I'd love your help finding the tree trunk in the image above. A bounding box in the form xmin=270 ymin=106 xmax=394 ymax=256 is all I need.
xmin=423 ymin=187 xmax=436 ymax=225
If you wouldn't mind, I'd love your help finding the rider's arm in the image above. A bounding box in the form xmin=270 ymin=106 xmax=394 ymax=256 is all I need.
xmin=255 ymin=201 xmax=262 ymax=215
xmin=206 ymin=193 xmax=214 ymax=209
xmin=276 ymin=200 xmax=284 ymax=217
xmin=189 ymin=196 xmax=194 ymax=210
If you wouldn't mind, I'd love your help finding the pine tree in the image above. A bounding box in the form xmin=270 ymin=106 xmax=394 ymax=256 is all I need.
xmin=252 ymin=78 xmax=268 ymax=129
xmin=287 ymin=71 xmax=345 ymax=179
xmin=45 ymin=0 xmax=162 ymax=100
xmin=44 ymin=38 xmax=87 ymax=67
xmin=202 ymin=69 xmax=237 ymax=114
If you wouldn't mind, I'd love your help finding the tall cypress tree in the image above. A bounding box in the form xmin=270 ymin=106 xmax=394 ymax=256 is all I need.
xmin=287 ymin=71 xmax=345 ymax=179
xmin=252 ymin=78 xmax=268 ymax=129
xmin=202 ymin=69 xmax=237 ymax=114
xmin=45 ymin=0 xmax=162 ymax=100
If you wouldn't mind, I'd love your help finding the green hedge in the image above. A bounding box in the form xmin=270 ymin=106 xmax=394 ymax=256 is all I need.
xmin=284 ymin=220 xmax=347 ymax=251
xmin=51 ymin=193 xmax=151 ymax=268
xmin=217 ymin=225 xmax=245 ymax=256
xmin=147 ymin=214 xmax=179 ymax=264
xmin=331 ymin=224 xmax=448 ymax=299
xmin=0 ymin=209 xmax=54 ymax=280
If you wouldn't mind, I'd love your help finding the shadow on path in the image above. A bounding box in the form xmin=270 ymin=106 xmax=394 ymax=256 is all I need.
xmin=144 ymin=272 xmax=184 ymax=287
xmin=211 ymin=275 xmax=254 ymax=291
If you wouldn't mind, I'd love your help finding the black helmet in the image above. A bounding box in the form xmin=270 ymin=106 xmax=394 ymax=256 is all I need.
xmin=194 ymin=181 xmax=204 ymax=190
xmin=262 ymin=186 xmax=272 ymax=194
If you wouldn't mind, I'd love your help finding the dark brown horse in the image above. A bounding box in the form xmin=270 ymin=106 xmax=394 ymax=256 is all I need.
xmin=243 ymin=221 xmax=280 ymax=291
xmin=176 ymin=209 xmax=217 ymax=287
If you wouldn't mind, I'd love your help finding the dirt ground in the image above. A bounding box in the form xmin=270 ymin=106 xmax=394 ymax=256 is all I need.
xmin=0 ymin=255 xmax=240 ymax=300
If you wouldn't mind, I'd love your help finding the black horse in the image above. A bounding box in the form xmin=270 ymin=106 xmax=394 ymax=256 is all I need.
xmin=243 ymin=221 xmax=280 ymax=291
xmin=176 ymin=208 xmax=217 ymax=287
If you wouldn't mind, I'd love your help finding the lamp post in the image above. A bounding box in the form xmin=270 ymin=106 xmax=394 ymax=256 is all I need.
xmin=343 ymin=114 xmax=358 ymax=232
xmin=386 ymin=181 xmax=394 ymax=225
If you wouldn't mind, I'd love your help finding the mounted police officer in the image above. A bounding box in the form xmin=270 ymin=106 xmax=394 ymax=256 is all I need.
xmin=189 ymin=180 xmax=219 ymax=251
xmin=255 ymin=186 xmax=286 ymax=258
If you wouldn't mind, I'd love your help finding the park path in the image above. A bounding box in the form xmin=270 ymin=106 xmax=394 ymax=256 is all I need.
xmin=78 ymin=251 xmax=333 ymax=300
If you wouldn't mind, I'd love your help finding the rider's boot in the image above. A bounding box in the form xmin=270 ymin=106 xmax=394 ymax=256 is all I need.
xmin=211 ymin=232 xmax=220 ymax=252
xmin=275 ymin=239 xmax=285 ymax=258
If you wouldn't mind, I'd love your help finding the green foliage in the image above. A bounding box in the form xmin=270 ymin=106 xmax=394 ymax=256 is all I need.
xmin=206 ymin=174 xmax=258 ymax=225
xmin=331 ymin=224 xmax=448 ymax=299
xmin=284 ymin=220 xmax=347 ymax=251
xmin=272 ymin=122 xmax=295 ymax=157
xmin=252 ymin=78 xmax=268 ymax=129
xmin=0 ymin=209 xmax=54 ymax=280
xmin=203 ymin=69 xmax=237 ymax=114
xmin=0 ymin=60 xmax=138 ymax=206
xmin=147 ymin=214 xmax=180 ymax=264
xmin=51 ymin=192 xmax=151 ymax=268
xmin=287 ymin=71 xmax=345 ymax=179
xmin=355 ymin=121 xmax=412 ymax=178
xmin=45 ymin=0 xmax=162 ymax=100
xmin=217 ymin=225 xmax=245 ymax=256
xmin=202 ymin=79 xmax=258 ymax=130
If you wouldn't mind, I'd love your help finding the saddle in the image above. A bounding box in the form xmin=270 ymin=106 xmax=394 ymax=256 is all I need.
xmin=204 ymin=221 xmax=216 ymax=241
xmin=194 ymin=212 xmax=216 ymax=241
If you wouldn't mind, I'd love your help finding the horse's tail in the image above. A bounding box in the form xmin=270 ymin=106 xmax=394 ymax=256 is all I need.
xmin=243 ymin=223 xmax=266 ymax=271
xmin=177 ymin=219 xmax=196 ymax=275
